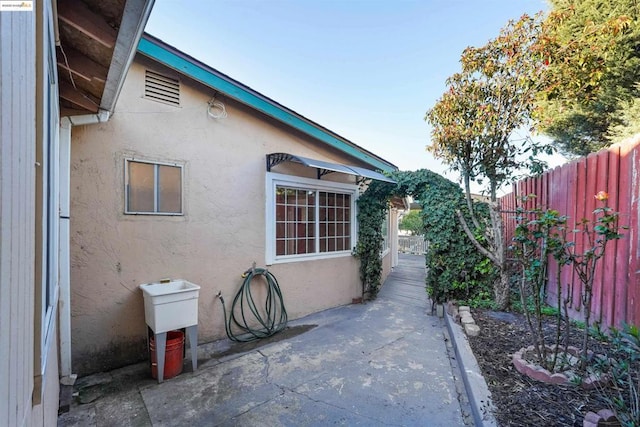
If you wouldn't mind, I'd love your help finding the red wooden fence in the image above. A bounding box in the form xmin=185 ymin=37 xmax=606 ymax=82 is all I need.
xmin=500 ymin=135 xmax=640 ymax=329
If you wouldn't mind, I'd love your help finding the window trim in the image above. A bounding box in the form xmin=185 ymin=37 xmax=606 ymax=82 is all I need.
xmin=42 ymin=63 xmax=59 ymax=363
xmin=381 ymin=211 xmax=390 ymax=258
xmin=266 ymin=172 xmax=358 ymax=265
xmin=124 ymin=158 xmax=184 ymax=215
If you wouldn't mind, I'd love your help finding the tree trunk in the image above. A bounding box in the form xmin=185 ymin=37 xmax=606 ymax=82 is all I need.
xmin=495 ymin=270 xmax=510 ymax=310
xmin=463 ymin=172 xmax=481 ymax=230
xmin=457 ymin=180 xmax=510 ymax=309
xmin=489 ymin=199 xmax=510 ymax=310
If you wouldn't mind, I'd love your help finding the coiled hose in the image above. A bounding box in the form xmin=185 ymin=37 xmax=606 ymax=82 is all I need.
xmin=217 ymin=266 xmax=288 ymax=342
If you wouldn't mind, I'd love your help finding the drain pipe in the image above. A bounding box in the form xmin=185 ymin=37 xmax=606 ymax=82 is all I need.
xmin=58 ymin=111 xmax=110 ymax=381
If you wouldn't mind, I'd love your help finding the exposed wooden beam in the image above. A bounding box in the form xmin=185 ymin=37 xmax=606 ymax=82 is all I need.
xmin=56 ymin=46 xmax=108 ymax=83
xmin=59 ymin=80 xmax=100 ymax=113
xmin=57 ymin=0 xmax=117 ymax=49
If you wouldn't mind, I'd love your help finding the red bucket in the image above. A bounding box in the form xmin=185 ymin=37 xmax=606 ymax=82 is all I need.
xmin=150 ymin=330 xmax=184 ymax=380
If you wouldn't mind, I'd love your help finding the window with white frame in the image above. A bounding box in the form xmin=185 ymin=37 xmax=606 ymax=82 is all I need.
xmin=266 ymin=173 xmax=357 ymax=263
xmin=381 ymin=211 xmax=390 ymax=255
xmin=125 ymin=159 xmax=183 ymax=214
xmin=39 ymin=16 xmax=60 ymax=374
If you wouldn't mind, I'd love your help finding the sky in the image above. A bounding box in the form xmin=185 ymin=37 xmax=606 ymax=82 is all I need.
xmin=145 ymin=0 xmax=555 ymax=190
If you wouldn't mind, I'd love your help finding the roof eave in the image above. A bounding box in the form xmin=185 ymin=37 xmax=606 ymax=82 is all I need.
xmin=100 ymin=0 xmax=155 ymax=113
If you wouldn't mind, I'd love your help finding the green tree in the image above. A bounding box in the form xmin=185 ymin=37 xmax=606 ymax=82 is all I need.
xmin=607 ymin=88 xmax=640 ymax=144
xmin=535 ymin=0 xmax=640 ymax=156
xmin=399 ymin=210 xmax=424 ymax=235
xmin=426 ymin=14 xmax=546 ymax=310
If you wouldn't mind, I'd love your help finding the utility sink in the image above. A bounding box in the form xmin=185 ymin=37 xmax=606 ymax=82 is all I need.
xmin=140 ymin=280 xmax=200 ymax=333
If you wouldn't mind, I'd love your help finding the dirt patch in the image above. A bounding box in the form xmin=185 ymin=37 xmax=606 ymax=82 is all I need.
xmin=467 ymin=310 xmax=608 ymax=427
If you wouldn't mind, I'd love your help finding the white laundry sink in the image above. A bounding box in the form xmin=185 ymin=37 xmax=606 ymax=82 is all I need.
xmin=140 ymin=280 xmax=200 ymax=333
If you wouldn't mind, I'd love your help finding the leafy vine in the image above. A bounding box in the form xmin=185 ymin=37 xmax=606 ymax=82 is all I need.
xmin=354 ymin=170 xmax=495 ymax=304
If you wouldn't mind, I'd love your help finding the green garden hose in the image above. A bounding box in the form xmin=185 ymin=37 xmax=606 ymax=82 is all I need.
xmin=217 ymin=266 xmax=288 ymax=342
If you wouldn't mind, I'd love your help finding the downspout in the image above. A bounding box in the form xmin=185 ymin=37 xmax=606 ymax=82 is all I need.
xmin=58 ymin=118 xmax=72 ymax=379
xmin=58 ymin=112 xmax=109 ymax=381
xmin=57 ymin=0 xmax=155 ymax=380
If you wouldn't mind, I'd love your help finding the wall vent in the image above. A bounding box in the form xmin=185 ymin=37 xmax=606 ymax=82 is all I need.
xmin=144 ymin=70 xmax=180 ymax=106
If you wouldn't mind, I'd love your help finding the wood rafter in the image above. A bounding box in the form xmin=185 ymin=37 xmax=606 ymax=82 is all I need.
xmin=59 ymin=80 xmax=100 ymax=113
xmin=57 ymin=0 xmax=117 ymax=49
xmin=56 ymin=46 xmax=108 ymax=83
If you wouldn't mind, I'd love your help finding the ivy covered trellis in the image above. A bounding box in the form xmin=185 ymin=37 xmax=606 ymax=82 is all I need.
xmin=354 ymin=169 xmax=496 ymax=306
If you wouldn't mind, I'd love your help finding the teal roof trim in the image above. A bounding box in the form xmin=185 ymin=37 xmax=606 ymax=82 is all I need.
xmin=137 ymin=36 xmax=396 ymax=173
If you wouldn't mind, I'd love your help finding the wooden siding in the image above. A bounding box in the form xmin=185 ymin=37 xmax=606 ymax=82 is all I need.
xmin=501 ymin=136 xmax=640 ymax=329
xmin=0 ymin=8 xmax=37 ymax=427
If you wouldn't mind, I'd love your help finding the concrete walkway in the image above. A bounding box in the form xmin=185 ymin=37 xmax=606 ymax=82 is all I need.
xmin=58 ymin=254 xmax=471 ymax=426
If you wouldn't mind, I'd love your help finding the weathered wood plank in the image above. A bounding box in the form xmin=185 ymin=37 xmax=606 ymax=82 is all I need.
xmin=57 ymin=0 xmax=117 ymax=48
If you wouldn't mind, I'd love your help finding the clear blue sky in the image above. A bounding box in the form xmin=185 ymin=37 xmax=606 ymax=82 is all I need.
xmin=145 ymin=0 xmax=550 ymax=183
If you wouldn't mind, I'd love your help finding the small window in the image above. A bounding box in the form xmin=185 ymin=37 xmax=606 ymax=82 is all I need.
xmin=125 ymin=159 xmax=182 ymax=214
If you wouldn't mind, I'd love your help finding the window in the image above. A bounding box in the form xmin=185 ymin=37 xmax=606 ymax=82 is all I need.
xmin=38 ymin=17 xmax=60 ymax=374
xmin=266 ymin=172 xmax=357 ymax=264
xmin=125 ymin=159 xmax=183 ymax=214
xmin=381 ymin=212 xmax=390 ymax=255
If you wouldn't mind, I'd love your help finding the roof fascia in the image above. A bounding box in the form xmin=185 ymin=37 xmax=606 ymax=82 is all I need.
xmin=137 ymin=36 xmax=396 ymax=173
xmin=101 ymin=0 xmax=155 ymax=113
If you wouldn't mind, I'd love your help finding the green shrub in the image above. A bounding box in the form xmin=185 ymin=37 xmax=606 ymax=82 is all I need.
xmin=592 ymin=324 xmax=640 ymax=426
xmin=355 ymin=169 xmax=496 ymax=306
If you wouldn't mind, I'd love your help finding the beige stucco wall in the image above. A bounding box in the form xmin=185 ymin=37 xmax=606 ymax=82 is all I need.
xmin=70 ymin=55 xmax=391 ymax=374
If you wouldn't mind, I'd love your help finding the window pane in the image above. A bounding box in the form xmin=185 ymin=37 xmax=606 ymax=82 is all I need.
xmin=128 ymin=161 xmax=154 ymax=212
xmin=286 ymin=239 xmax=296 ymax=255
xmin=327 ymin=193 xmax=335 ymax=206
xmin=158 ymin=165 xmax=182 ymax=213
xmin=273 ymin=186 xmax=352 ymax=257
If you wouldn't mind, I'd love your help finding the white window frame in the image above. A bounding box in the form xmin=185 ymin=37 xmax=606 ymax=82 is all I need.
xmin=381 ymin=211 xmax=390 ymax=257
xmin=266 ymin=172 xmax=358 ymax=265
xmin=124 ymin=158 xmax=184 ymax=215
xmin=40 ymin=18 xmax=60 ymax=375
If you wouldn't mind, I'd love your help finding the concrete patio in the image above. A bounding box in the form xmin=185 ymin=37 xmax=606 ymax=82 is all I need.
xmin=58 ymin=254 xmax=480 ymax=426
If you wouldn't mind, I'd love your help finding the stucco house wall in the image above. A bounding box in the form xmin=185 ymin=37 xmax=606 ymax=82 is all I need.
xmin=70 ymin=52 xmax=395 ymax=374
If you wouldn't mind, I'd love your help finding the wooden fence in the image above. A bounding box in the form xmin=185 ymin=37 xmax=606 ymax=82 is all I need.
xmin=500 ymin=135 xmax=640 ymax=329
xmin=398 ymin=235 xmax=428 ymax=255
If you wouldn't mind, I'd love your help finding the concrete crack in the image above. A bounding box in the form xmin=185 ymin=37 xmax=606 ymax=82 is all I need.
xmin=371 ymin=334 xmax=406 ymax=354
xmin=257 ymin=349 xmax=270 ymax=384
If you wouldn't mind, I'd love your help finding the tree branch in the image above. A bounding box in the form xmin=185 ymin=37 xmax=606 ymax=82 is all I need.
xmin=456 ymin=209 xmax=500 ymax=265
xmin=463 ymin=172 xmax=482 ymax=230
